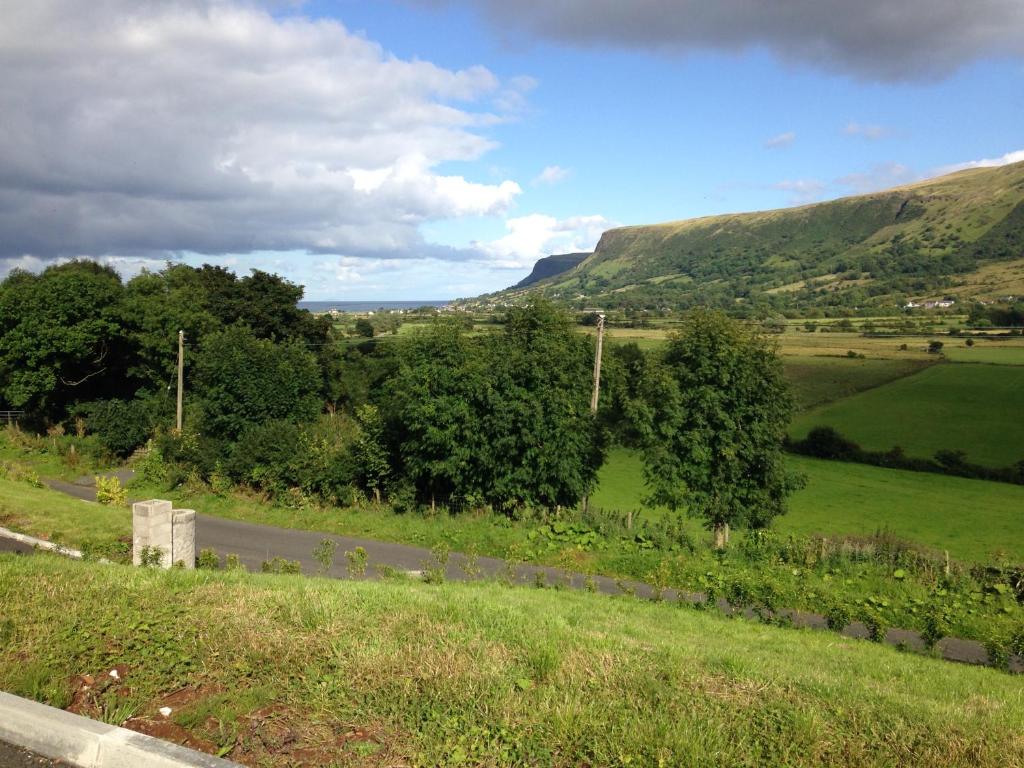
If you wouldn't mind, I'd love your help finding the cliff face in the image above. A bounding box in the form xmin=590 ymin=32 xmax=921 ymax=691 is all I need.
xmin=512 ymin=252 xmax=591 ymax=289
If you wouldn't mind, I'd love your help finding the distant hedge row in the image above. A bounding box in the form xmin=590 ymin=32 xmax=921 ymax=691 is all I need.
xmin=787 ymin=426 xmax=1024 ymax=486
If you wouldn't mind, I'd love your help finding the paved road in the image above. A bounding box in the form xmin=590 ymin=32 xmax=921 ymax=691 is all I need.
xmin=0 ymin=740 xmax=66 ymax=767
xmin=18 ymin=472 xmax=1020 ymax=672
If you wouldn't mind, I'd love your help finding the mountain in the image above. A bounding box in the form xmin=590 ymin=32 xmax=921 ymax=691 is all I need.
xmin=483 ymin=160 xmax=1024 ymax=313
xmin=512 ymin=252 xmax=591 ymax=289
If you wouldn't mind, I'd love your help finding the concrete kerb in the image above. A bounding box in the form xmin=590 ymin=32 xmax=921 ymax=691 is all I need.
xmin=0 ymin=691 xmax=242 ymax=768
xmin=0 ymin=525 xmax=82 ymax=559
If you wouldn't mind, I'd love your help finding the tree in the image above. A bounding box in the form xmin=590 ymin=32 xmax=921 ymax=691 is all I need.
xmin=354 ymin=318 xmax=375 ymax=338
xmin=475 ymin=299 xmax=605 ymax=512
xmin=353 ymin=404 xmax=390 ymax=503
xmin=386 ymin=318 xmax=484 ymax=510
xmin=0 ymin=261 xmax=128 ymax=422
xmin=639 ymin=310 xmax=796 ymax=548
xmin=192 ymin=325 xmax=322 ymax=441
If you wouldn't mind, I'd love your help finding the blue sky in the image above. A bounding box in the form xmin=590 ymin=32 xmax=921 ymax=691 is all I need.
xmin=2 ymin=0 xmax=1022 ymax=299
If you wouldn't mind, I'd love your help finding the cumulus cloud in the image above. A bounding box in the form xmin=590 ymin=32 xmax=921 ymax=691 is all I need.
xmin=532 ymin=165 xmax=571 ymax=185
xmin=935 ymin=149 xmax=1024 ymax=175
xmin=844 ymin=122 xmax=889 ymax=140
xmin=764 ymin=132 xmax=796 ymax=149
xmin=411 ymin=0 xmax=1024 ymax=80
xmin=473 ymin=214 xmax=613 ymax=269
xmin=0 ymin=0 xmax=523 ymax=265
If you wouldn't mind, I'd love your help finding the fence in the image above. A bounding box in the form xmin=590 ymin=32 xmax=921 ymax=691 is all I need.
xmin=0 ymin=412 xmax=24 ymax=426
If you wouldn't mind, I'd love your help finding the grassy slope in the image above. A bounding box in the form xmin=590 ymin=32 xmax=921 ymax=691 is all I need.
xmin=592 ymin=449 xmax=1024 ymax=562
xmin=0 ymin=475 xmax=129 ymax=547
xmin=2 ymin=555 xmax=1023 ymax=767
xmin=506 ymin=160 xmax=1024 ymax=308
xmin=790 ymin=363 xmax=1024 ymax=467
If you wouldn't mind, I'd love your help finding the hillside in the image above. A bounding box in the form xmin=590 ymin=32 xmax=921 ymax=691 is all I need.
xmin=512 ymin=252 xmax=590 ymax=288
xmin=488 ymin=160 xmax=1024 ymax=313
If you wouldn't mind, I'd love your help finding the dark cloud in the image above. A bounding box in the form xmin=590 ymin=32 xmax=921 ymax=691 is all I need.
xmin=0 ymin=1 xmax=522 ymax=263
xmin=413 ymin=0 xmax=1024 ymax=80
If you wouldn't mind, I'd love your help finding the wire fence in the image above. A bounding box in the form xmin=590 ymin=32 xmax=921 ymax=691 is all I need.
xmin=0 ymin=411 xmax=24 ymax=426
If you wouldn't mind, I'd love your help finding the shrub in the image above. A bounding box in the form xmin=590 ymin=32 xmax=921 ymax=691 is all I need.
xmin=825 ymin=603 xmax=851 ymax=632
xmin=81 ymin=399 xmax=154 ymax=458
xmin=314 ymin=538 xmax=340 ymax=575
xmin=196 ymin=548 xmax=221 ymax=570
xmin=95 ymin=475 xmax=127 ymax=506
xmin=422 ymin=542 xmax=450 ymax=584
xmin=859 ymin=607 xmax=888 ymax=643
xmin=225 ymin=553 xmax=244 ymax=571
xmin=261 ymin=557 xmax=301 ymax=575
xmin=344 ymin=546 xmax=368 ymax=578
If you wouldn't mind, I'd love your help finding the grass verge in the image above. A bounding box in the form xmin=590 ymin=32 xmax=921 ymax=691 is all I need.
xmin=2 ymin=554 xmax=1023 ymax=767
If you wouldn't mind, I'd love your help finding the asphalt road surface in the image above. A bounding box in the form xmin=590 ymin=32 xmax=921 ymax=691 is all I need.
xmin=0 ymin=741 xmax=66 ymax=767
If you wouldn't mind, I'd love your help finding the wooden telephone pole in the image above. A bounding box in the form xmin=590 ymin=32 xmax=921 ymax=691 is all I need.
xmin=582 ymin=312 xmax=606 ymax=514
xmin=176 ymin=330 xmax=184 ymax=433
xmin=590 ymin=313 xmax=606 ymax=413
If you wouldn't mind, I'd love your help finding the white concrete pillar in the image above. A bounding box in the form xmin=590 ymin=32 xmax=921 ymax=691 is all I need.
xmin=132 ymin=500 xmax=196 ymax=569
xmin=132 ymin=499 xmax=172 ymax=567
xmin=171 ymin=509 xmax=196 ymax=569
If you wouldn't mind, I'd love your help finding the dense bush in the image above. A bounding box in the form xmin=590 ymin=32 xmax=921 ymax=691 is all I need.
xmin=81 ymin=398 xmax=155 ymax=458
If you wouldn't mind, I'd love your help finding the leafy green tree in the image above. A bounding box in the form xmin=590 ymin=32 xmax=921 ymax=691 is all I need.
xmin=353 ymin=404 xmax=390 ymax=503
xmin=476 ymin=299 xmax=605 ymax=512
xmin=386 ymin=319 xmax=484 ymax=510
xmin=0 ymin=261 xmax=127 ymax=421
xmin=354 ymin=318 xmax=375 ymax=338
xmin=640 ymin=309 xmax=796 ymax=548
xmin=193 ymin=325 xmax=322 ymax=441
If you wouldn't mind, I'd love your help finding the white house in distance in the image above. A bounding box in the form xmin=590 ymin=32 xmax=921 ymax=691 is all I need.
xmin=905 ymin=299 xmax=956 ymax=309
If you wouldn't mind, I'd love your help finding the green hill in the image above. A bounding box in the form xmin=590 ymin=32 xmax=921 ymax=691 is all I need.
xmin=488 ymin=160 xmax=1024 ymax=313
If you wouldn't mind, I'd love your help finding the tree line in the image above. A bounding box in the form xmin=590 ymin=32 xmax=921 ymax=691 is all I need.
xmin=0 ymin=260 xmax=796 ymax=540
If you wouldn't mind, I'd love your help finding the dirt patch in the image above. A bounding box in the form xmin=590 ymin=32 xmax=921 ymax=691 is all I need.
xmin=66 ymin=665 xmax=133 ymax=719
xmin=224 ymin=706 xmax=397 ymax=767
xmin=123 ymin=717 xmax=219 ymax=754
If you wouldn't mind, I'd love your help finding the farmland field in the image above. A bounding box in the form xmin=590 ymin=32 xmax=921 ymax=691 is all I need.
xmin=591 ymin=448 xmax=1024 ymax=561
xmin=790 ymin=363 xmax=1024 ymax=467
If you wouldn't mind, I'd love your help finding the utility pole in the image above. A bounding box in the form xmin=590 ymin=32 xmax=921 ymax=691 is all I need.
xmin=176 ymin=330 xmax=184 ymax=433
xmin=590 ymin=312 xmax=606 ymax=413
xmin=583 ymin=311 xmax=606 ymax=515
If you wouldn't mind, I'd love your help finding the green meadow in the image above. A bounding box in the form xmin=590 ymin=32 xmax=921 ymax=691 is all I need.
xmin=591 ymin=448 xmax=1024 ymax=562
xmin=790 ymin=363 xmax=1024 ymax=467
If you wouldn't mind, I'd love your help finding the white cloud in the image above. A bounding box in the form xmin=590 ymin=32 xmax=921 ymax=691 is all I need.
xmin=844 ymin=122 xmax=888 ymax=140
xmin=764 ymin=132 xmax=796 ymax=149
xmin=0 ymin=1 xmax=524 ymax=262
xmin=532 ymin=165 xmax=571 ymax=185
xmin=474 ymin=214 xmax=613 ymax=268
xmin=771 ymin=179 xmax=826 ymax=204
xmin=935 ymin=149 xmax=1024 ymax=175
xmin=835 ymin=162 xmax=917 ymax=194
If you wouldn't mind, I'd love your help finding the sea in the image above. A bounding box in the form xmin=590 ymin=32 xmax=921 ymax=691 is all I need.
xmin=299 ymin=300 xmax=450 ymax=313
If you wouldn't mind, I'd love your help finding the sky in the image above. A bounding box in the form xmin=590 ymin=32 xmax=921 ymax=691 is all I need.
xmin=1 ymin=1 xmax=1023 ymax=300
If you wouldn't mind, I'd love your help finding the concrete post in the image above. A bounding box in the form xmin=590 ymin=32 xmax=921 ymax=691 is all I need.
xmin=132 ymin=500 xmax=172 ymax=567
xmin=132 ymin=500 xmax=196 ymax=569
xmin=171 ymin=509 xmax=196 ymax=569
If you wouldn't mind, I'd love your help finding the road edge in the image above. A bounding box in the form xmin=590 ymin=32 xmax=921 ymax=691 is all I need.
xmin=0 ymin=691 xmax=241 ymax=768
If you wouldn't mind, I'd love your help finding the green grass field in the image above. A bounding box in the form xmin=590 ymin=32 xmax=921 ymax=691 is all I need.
xmin=782 ymin=355 xmax=933 ymax=411
xmin=2 ymin=555 xmax=1022 ymax=767
xmin=592 ymin=449 xmax=1024 ymax=561
xmin=790 ymin=363 xmax=1024 ymax=467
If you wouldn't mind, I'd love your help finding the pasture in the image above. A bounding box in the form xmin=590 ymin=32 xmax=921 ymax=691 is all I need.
xmin=591 ymin=448 xmax=1024 ymax=562
xmin=790 ymin=363 xmax=1024 ymax=467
